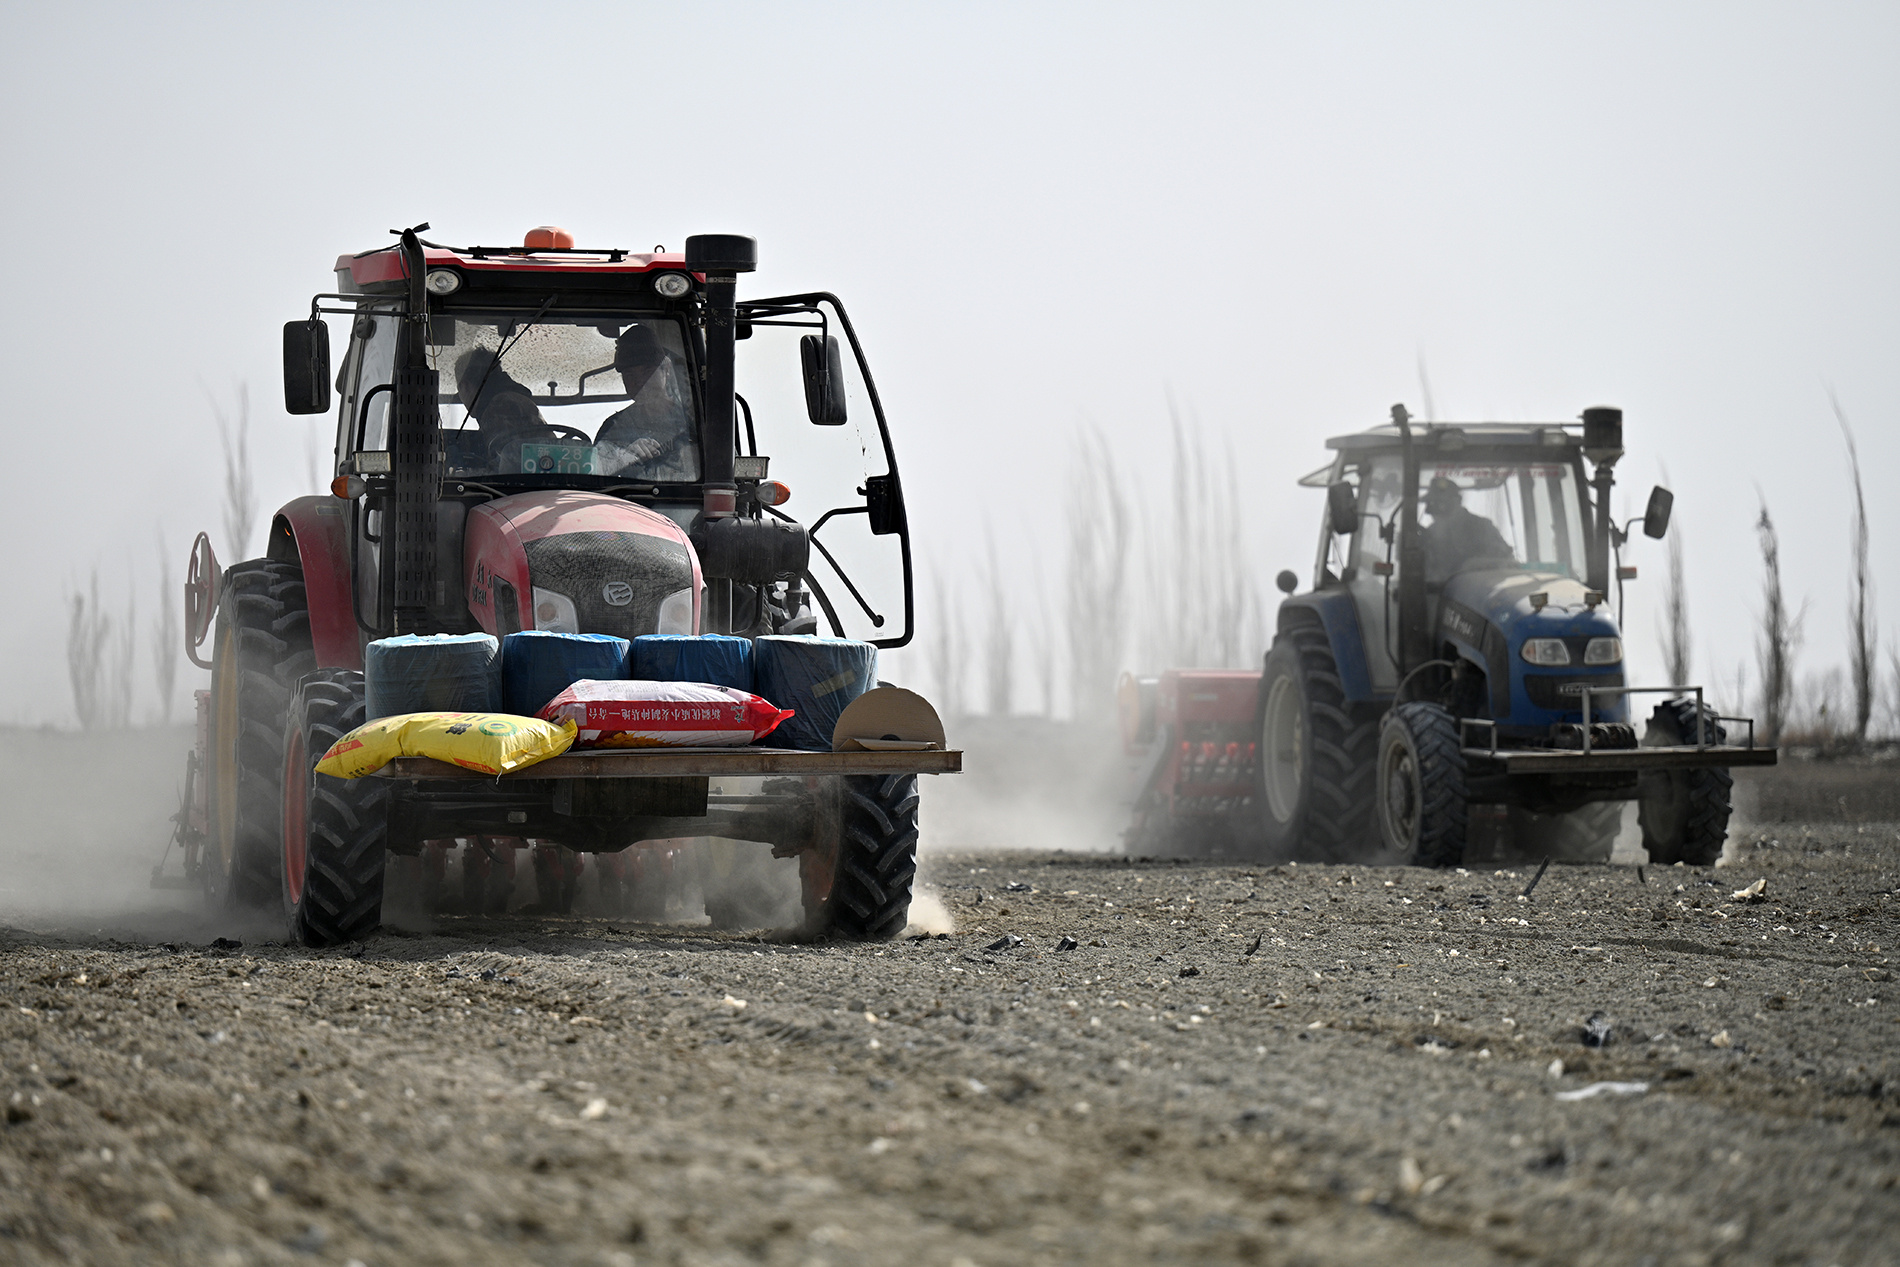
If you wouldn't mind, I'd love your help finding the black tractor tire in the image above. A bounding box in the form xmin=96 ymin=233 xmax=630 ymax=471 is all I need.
xmin=208 ymin=559 xmax=315 ymax=910
xmin=1508 ymin=802 xmax=1623 ymax=864
xmin=824 ymin=774 xmax=920 ymax=940
xmin=1376 ymin=702 xmax=1468 ymax=867
xmin=1639 ymin=699 xmax=1732 ymax=866
xmin=1252 ymin=617 xmax=1380 ymax=861
xmin=280 ymin=669 xmax=389 ymax=947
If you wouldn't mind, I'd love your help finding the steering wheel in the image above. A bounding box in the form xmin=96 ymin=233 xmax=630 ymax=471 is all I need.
xmin=487 ymin=423 xmax=593 ymax=465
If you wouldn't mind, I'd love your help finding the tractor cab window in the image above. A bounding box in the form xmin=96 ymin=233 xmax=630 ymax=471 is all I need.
xmin=1420 ymin=459 xmax=1584 ymax=582
xmin=1348 ymin=453 xmax=1588 ymax=584
xmin=429 ymin=315 xmax=700 ymax=483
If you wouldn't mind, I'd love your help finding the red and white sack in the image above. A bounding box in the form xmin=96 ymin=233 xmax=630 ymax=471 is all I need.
xmin=537 ymin=679 xmax=794 ymax=747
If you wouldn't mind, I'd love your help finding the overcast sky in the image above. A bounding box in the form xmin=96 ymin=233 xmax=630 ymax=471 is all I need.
xmin=2 ymin=1 xmax=1895 ymax=726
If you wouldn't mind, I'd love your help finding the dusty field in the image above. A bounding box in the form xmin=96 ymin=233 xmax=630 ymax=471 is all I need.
xmin=1 ymin=728 xmax=1897 ymax=1265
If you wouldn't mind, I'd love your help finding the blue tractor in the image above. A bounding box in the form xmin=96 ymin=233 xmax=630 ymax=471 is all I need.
xmin=1256 ymin=405 xmax=1775 ymax=867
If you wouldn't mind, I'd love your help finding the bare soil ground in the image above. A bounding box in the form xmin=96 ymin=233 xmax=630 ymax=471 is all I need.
xmin=1 ymin=728 xmax=1896 ymax=1266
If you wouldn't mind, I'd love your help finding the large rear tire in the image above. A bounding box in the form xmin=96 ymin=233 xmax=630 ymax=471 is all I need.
xmin=1253 ymin=618 xmax=1380 ymax=861
xmin=281 ymin=669 xmax=389 ymax=947
xmin=1376 ymin=702 xmax=1468 ymax=867
xmin=1638 ymin=699 xmax=1732 ymax=866
xmin=208 ymin=559 xmax=314 ymax=910
xmin=823 ymin=774 xmax=919 ymax=940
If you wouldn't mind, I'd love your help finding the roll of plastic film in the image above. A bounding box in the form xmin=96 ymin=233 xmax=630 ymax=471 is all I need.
xmin=629 ymin=634 xmax=754 ymax=693
xmin=364 ymin=633 xmax=502 ymax=720
xmin=501 ymin=630 xmax=632 ymax=717
xmin=751 ymin=636 xmax=877 ymax=750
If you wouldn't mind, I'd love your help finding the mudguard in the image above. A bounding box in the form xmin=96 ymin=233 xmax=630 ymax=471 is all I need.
xmin=1278 ymin=590 xmax=1374 ymax=701
xmin=267 ymin=497 xmax=361 ymax=670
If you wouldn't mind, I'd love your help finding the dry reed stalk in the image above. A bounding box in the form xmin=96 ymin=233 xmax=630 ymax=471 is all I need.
xmin=151 ymin=534 xmax=179 ymax=724
xmin=211 ymin=381 xmax=256 ymax=561
xmin=983 ymin=529 xmax=1013 ymax=716
xmin=1754 ymin=499 xmax=1802 ymax=747
xmin=1831 ymin=392 xmax=1875 ymax=746
xmin=1064 ymin=427 xmax=1131 ymax=721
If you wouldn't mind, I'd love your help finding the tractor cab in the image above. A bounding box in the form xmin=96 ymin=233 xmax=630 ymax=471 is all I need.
xmin=1309 ymin=422 xmax=1639 ymax=737
xmin=292 ymin=227 xmax=911 ymax=657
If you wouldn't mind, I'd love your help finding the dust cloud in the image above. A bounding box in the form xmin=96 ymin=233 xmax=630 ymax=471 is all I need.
xmin=0 ymin=724 xmax=266 ymax=943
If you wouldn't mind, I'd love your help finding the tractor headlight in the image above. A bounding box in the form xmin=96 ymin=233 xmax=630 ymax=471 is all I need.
xmin=656 ymin=586 xmax=694 ymax=635
xmin=1520 ymin=638 xmax=1572 ymax=667
xmin=425 ymin=268 xmax=462 ymax=295
xmin=532 ymin=587 xmax=579 ymax=633
xmin=1584 ymin=636 xmax=1623 ymax=665
xmin=652 ymin=271 xmax=692 ymax=299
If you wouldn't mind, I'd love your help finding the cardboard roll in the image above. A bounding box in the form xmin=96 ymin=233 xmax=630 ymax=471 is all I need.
xmin=830 ymin=686 xmax=946 ymax=753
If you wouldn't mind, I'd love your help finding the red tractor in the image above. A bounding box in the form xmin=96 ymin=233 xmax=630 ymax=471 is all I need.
xmin=176 ymin=223 xmax=957 ymax=945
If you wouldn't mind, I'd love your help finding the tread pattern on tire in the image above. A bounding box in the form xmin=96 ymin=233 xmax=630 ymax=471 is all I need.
xmin=215 ymin=559 xmax=314 ymax=907
xmin=1258 ymin=614 xmax=1380 ymax=861
xmin=287 ymin=670 xmax=388 ymax=947
xmin=1638 ymin=698 xmax=1732 ymax=867
xmin=1385 ymin=701 xmax=1468 ymax=867
xmin=828 ymin=774 xmax=920 ymax=940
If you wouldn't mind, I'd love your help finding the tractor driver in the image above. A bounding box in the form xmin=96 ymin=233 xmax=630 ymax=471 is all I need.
xmin=1423 ymin=476 xmax=1515 ymax=583
xmin=452 ymin=347 xmax=546 ymax=469
xmin=595 ymin=324 xmax=698 ymax=482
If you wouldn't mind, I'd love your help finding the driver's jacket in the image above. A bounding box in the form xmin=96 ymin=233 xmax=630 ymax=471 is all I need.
xmin=1424 ymin=506 xmax=1514 ymax=583
xmin=596 ymin=359 xmax=697 ymax=482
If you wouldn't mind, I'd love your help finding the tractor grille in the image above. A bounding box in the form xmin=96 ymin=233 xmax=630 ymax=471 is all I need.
xmin=1524 ymin=672 xmax=1626 ymax=715
xmin=523 ymin=532 xmax=694 ymax=641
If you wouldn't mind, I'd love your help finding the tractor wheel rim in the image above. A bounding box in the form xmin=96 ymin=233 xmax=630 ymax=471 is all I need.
xmin=1384 ymin=745 xmax=1419 ymax=842
xmin=1261 ymin=674 xmax=1303 ymax=823
xmin=282 ymin=726 xmax=308 ymax=908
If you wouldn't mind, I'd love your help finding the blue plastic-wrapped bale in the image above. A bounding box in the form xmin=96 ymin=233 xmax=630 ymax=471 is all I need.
xmin=364 ymin=633 xmax=501 ymax=721
xmin=629 ymin=634 xmax=754 ymax=692
xmin=751 ymin=636 xmax=878 ymax=751
xmin=501 ymin=631 xmax=631 ymax=717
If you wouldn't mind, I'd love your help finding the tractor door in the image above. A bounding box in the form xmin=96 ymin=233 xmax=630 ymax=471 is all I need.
xmin=1343 ymin=453 xmax=1405 ymax=693
xmin=335 ymin=311 xmax=400 ymax=635
xmin=732 ymin=294 xmax=912 ymax=648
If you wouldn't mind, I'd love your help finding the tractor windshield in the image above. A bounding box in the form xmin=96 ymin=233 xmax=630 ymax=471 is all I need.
xmin=353 ymin=313 xmax=701 ymax=484
xmin=1352 ymin=454 xmax=1589 ymax=583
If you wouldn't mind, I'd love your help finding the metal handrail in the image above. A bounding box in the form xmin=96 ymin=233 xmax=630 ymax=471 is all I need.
xmin=1563 ymin=684 xmax=1707 ymax=754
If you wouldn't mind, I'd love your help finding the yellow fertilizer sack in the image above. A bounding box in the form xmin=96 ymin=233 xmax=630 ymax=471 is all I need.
xmin=314 ymin=712 xmax=577 ymax=778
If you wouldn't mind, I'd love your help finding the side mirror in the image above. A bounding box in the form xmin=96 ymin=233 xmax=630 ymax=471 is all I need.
xmin=283 ymin=319 xmax=331 ymax=415
xmin=800 ymin=334 xmax=848 ymax=424
xmin=1275 ymin=569 xmax=1299 ymax=595
xmin=1642 ymin=485 xmax=1673 ymax=539
xmin=865 ymin=474 xmax=906 ymax=536
xmin=1326 ymin=481 xmax=1359 ymax=535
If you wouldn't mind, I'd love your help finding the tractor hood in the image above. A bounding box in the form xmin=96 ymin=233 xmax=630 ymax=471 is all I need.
xmin=1436 ymin=568 xmax=1625 ymax=724
xmin=464 ymin=491 xmax=702 ymax=641
xmin=1443 ymin=570 xmax=1618 ymax=640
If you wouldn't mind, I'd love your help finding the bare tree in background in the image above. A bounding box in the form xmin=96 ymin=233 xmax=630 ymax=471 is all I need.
xmin=926 ymin=570 xmax=967 ymax=721
xmin=151 ymin=534 xmax=179 ymax=724
xmin=1831 ymin=392 xmax=1876 ymax=746
xmin=1136 ymin=412 xmax=1262 ymax=673
xmin=67 ymin=573 xmax=108 ymax=728
xmin=1065 ymin=427 xmax=1131 ymax=721
xmin=1030 ymin=557 xmax=1057 ymax=717
xmin=67 ymin=571 xmax=136 ymax=728
xmin=983 ymin=529 xmax=1014 ymax=716
xmin=1754 ymin=499 xmax=1802 ymax=747
xmin=1415 ymin=351 xmax=1437 ymax=423
xmin=212 ymin=382 xmax=257 ymax=561
xmin=1655 ymin=465 xmax=1691 ymax=688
